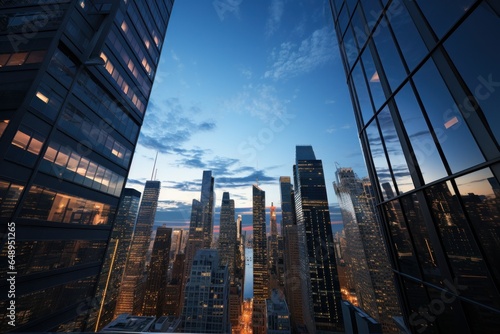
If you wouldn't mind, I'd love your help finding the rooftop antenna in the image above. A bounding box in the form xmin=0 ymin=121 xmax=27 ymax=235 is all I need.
xmin=256 ymin=158 xmax=259 ymax=186
xmin=151 ymin=151 xmax=158 ymax=180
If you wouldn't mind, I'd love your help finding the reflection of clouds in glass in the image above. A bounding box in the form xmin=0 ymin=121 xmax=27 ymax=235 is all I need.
xmin=456 ymin=169 xmax=495 ymax=197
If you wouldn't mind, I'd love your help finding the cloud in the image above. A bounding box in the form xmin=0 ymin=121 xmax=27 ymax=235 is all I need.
xmin=126 ymin=178 xmax=146 ymax=187
xmin=240 ymin=67 xmax=253 ymax=79
xmin=264 ymin=26 xmax=337 ymax=80
xmin=223 ymin=84 xmax=290 ymax=123
xmin=138 ymin=97 xmax=216 ymax=156
xmin=265 ymin=0 xmax=285 ymax=38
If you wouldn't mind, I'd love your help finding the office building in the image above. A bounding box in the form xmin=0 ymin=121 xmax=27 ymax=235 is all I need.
xmin=141 ymin=225 xmax=172 ymax=317
xmin=252 ymin=184 xmax=268 ymax=334
xmin=334 ymin=167 xmax=401 ymax=332
xmin=164 ymin=253 xmax=185 ymax=317
xmin=342 ymin=301 xmax=382 ymax=334
xmin=181 ymin=249 xmax=230 ymax=333
xmin=293 ymin=145 xmax=343 ymax=333
xmin=218 ymin=192 xmax=236 ymax=278
xmin=115 ymin=180 xmax=161 ymax=316
xmin=266 ymin=289 xmax=291 ymax=334
xmin=0 ymin=1 xmax=173 ymax=331
xmin=330 ymin=1 xmax=500 ymax=332
xmin=279 ymin=176 xmax=305 ymax=330
xmin=89 ymin=188 xmax=141 ymax=331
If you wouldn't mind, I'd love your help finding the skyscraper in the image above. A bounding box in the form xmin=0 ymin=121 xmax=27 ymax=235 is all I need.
xmin=218 ymin=192 xmax=236 ymax=278
xmin=279 ymin=176 xmax=305 ymax=330
xmin=90 ymin=188 xmax=141 ymax=331
xmin=115 ymin=180 xmax=161 ymax=316
xmin=334 ymin=167 xmax=401 ymax=333
xmin=330 ymin=1 xmax=500 ymax=332
xmin=0 ymin=1 xmax=173 ymax=331
xmin=201 ymin=170 xmax=215 ymax=248
xmin=266 ymin=289 xmax=292 ymax=334
xmin=181 ymin=249 xmax=230 ymax=333
xmin=294 ymin=145 xmax=343 ymax=333
xmin=268 ymin=202 xmax=280 ymax=291
xmin=252 ymin=184 xmax=268 ymax=334
xmin=141 ymin=224 xmax=172 ymax=317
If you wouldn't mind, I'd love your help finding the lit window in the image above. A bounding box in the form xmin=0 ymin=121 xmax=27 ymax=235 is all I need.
xmin=121 ymin=21 xmax=128 ymax=33
xmin=36 ymin=91 xmax=49 ymax=104
xmin=12 ymin=131 xmax=30 ymax=149
xmin=27 ymin=136 xmax=43 ymax=154
xmin=0 ymin=120 xmax=9 ymax=137
xmin=79 ymin=0 xmax=85 ymax=8
xmin=144 ymin=39 xmax=150 ymax=49
xmin=44 ymin=145 xmax=58 ymax=162
xmin=0 ymin=54 xmax=9 ymax=67
xmin=7 ymin=52 xmax=28 ymax=66
xmin=100 ymin=52 xmax=108 ymax=64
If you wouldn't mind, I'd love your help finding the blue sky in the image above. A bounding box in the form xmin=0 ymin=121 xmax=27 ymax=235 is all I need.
xmin=126 ymin=0 xmax=367 ymax=232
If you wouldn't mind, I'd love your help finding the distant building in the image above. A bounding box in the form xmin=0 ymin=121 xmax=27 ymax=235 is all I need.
xmin=252 ymin=184 xmax=268 ymax=334
xmin=142 ymin=225 xmax=173 ymax=317
xmin=100 ymin=313 xmax=181 ymax=333
xmin=334 ymin=167 xmax=401 ymax=332
xmin=164 ymin=253 xmax=185 ymax=317
xmin=279 ymin=176 xmax=305 ymax=330
xmin=266 ymin=289 xmax=291 ymax=334
xmin=293 ymin=146 xmax=343 ymax=333
xmin=116 ymin=180 xmax=161 ymax=316
xmin=181 ymin=249 xmax=230 ymax=333
xmin=341 ymin=301 xmax=382 ymax=334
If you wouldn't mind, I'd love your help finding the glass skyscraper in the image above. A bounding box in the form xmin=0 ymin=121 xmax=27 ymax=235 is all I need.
xmin=0 ymin=1 xmax=173 ymax=331
xmin=330 ymin=1 xmax=500 ymax=333
xmin=294 ymin=146 xmax=344 ymax=333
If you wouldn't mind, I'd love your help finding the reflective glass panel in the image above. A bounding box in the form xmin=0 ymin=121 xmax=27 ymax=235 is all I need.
xmin=413 ymin=59 xmax=485 ymax=173
xmin=360 ymin=0 xmax=382 ymax=30
xmin=351 ymin=60 xmax=373 ymax=124
xmin=362 ymin=44 xmax=385 ymax=111
xmin=444 ymin=4 xmax=500 ymax=144
xmin=378 ymin=107 xmax=414 ymax=193
xmin=415 ymin=0 xmax=475 ymax=38
xmin=394 ymin=83 xmax=447 ymax=183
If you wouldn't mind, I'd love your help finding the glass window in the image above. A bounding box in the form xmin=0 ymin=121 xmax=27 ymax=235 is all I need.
xmin=426 ymin=180 xmax=500 ymax=309
xmin=0 ymin=120 xmax=9 ymax=137
xmin=415 ymin=0 xmax=475 ymax=38
xmin=0 ymin=54 xmax=9 ymax=66
xmin=362 ymin=44 xmax=385 ymax=111
xmin=6 ymin=52 xmax=28 ymax=66
xmin=444 ymin=4 xmax=500 ymax=144
xmin=384 ymin=199 xmax=420 ymax=277
xmin=351 ymin=5 xmax=369 ymax=50
xmin=378 ymin=107 xmax=414 ymax=194
xmin=394 ymin=83 xmax=447 ymax=183
xmin=0 ymin=181 xmax=24 ymax=218
xmin=12 ymin=130 xmax=30 ymax=149
xmin=372 ymin=17 xmax=407 ymax=92
xmin=365 ymin=119 xmax=395 ymax=200
xmin=413 ymin=59 xmax=485 ymax=173
xmin=400 ymin=193 xmax=441 ymax=285
xmin=342 ymin=26 xmax=358 ymax=70
xmin=388 ymin=3 xmax=427 ymax=71
xmin=360 ymin=0 xmax=382 ymax=30
xmin=25 ymin=50 xmax=47 ymax=64
xmin=455 ymin=168 xmax=500 ymax=288
xmin=351 ymin=60 xmax=373 ymax=125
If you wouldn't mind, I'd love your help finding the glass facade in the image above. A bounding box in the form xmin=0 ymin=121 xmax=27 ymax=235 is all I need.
xmin=0 ymin=1 xmax=173 ymax=331
xmin=330 ymin=1 xmax=500 ymax=333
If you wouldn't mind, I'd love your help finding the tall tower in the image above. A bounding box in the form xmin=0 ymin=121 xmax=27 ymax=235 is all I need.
xmin=334 ymin=167 xmax=401 ymax=333
xmin=181 ymin=249 xmax=230 ymax=333
xmin=252 ymin=184 xmax=268 ymax=334
xmin=0 ymin=1 xmax=173 ymax=331
xmin=294 ymin=145 xmax=343 ymax=333
xmin=115 ymin=180 xmax=161 ymax=316
xmin=279 ymin=176 xmax=305 ymax=330
xmin=330 ymin=1 xmax=500 ymax=332
xmin=200 ymin=170 xmax=215 ymax=248
xmin=218 ymin=192 xmax=236 ymax=278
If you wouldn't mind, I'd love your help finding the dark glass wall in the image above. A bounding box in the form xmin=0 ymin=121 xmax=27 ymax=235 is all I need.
xmin=330 ymin=1 xmax=500 ymax=333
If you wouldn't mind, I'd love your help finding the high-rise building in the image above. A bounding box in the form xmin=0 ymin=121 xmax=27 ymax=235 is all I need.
xmin=268 ymin=202 xmax=280 ymax=291
xmin=115 ymin=180 xmax=161 ymax=316
xmin=279 ymin=176 xmax=305 ymax=330
xmin=293 ymin=145 xmax=343 ymax=333
xmin=201 ymin=170 xmax=215 ymax=248
xmin=252 ymin=184 xmax=268 ymax=334
xmin=0 ymin=1 xmax=173 ymax=331
xmin=330 ymin=1 xmax=500 ymax=333
xmin=181 ymin=249 xmax=230 ymax=333
xmin=218 ymin=192 xmax=236 ymax=278
xmin=164 ymin=253 xmax=185 ymax=317
xmin=141 ymin=225 xmax=172 ymax=317
xmin=89 ymin=188 xmax=141 ymax=331
xmin=334 ymin=167 xmax=401 ymax=332
xmin=266 ymin=289 xmax=292 ymax=334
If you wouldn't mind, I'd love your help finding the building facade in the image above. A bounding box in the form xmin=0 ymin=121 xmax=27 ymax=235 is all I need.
xmin=115 ymin=180 xmax=161 ymax=316
xmin=181 ymin=249 xmax=230 ymax=333
xmin=266 ymin=289 xmax=292 ymax=334
xmin=334 ymin=167 xmax=401 ymax=333
xmin=252 ymin=184 xmax=268 ymax=334
xmin=0 ymin=0 xmax=173 ymax=331
xmin=329 ymin=0 xmax=500 ymax=333
xmin=294 ymin=146 xmax=344 ymax=333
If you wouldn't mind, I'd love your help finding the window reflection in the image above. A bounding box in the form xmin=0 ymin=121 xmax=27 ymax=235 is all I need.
xmin=455 ymin=168 xmax=500 ymax=288
xmin=365 ymin=119 xmax=396 ymax=200
xmin=415 ymin=0 xmax=475 ymax=38
xmin=426 ymin=180 xmax=500 ymax=310
xmin=444 ymin=4 xmax=500 ymax=144
xmin=394 ymin=83 xmax=447 ymax=183
xmin=0 ymin=180 xmax=24 ymax=218
xmin=362 ymin=45 xmax=385 ymax=111
xmin=378 ymin=107 xmax=414 ymax=194
xmin=19 ymin=185 xmax=115 ymax=225
xmin=351 ymin=61 xmax=373 ymax=125
xmin=413 ymin=59 xmax=485 ymax=173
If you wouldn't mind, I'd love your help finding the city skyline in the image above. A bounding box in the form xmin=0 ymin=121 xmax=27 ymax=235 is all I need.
xmin=124 ymin=0 xmax=366 ymax=232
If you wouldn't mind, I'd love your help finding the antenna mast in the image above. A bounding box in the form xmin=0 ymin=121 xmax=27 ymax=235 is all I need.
xmin=151 ymin=151 xmax=158 ymax=180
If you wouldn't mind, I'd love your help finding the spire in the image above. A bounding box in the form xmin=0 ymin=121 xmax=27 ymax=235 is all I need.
xmin=151 ymin=151 xmax=158 ymax=180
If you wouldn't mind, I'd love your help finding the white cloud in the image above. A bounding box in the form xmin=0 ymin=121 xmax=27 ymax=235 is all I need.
xmin=264 ymin=26 xmax=337 ymax=80
xmin=265 ymin=0 xmax=285 ymax=38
